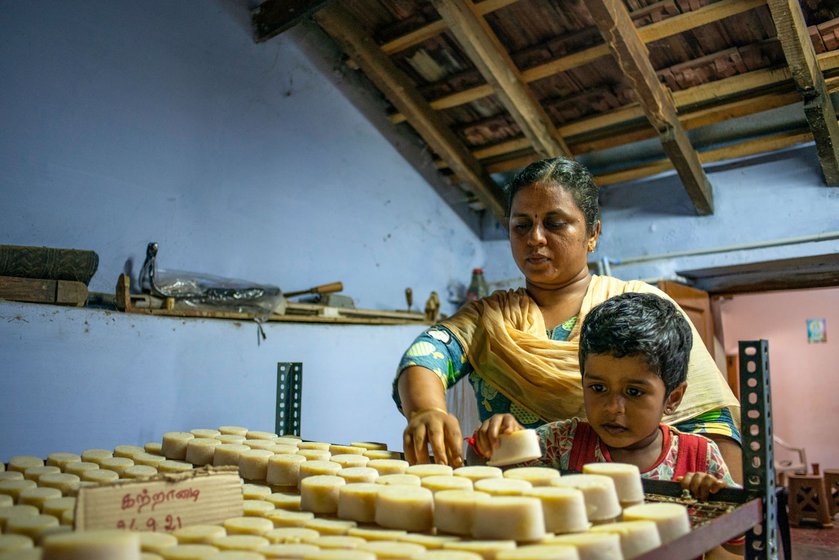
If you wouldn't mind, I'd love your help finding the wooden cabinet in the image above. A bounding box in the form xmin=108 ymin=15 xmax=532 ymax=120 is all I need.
xmin=657 ymin=280 xmax=715 ymax=359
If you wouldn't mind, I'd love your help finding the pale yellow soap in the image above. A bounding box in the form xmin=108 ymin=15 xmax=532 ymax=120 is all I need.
xmin=80 ymin=449 xmax=114 ymax=466
xmin=158 ymin=461 xmax=193 ymax=474
xmin=337 ymin=483 xmax=380 ymax=523
xmin=160 ymin=544 xmax=220 ymax=559
xmin=243 ymin=440 xmax=277 ymax=452
xmin=262 ymin=527 xmax=319 ymax=544
xmin=8 ymin=457 xmax=44 ymax=474
xmin=133 ymin=453 xmax=167 ymax=467
xmin=298 ymin=461 xmax=342 ymax=484
xmin=375 ymin=486 xmax=434 ymax=532
xmin=23 ymin=466 xmax=61 ymax=483
xmin=472 ymin=496 xmax=545 ymax=541
xmin=269 ymin=444 xmax=299 ymax=455
xmin=186 ymin=439 xmax=222 ymax=466
xmin=307 ymin=535 xmax=366 ymax=549
xmin=496 ymin=544 xmax=578 ymax=560
xmin=552 ymin=474 xmax=621 ymax=523
xmin=257 ymin=543 xmax=318 ymax=557
xmin=162 ymin=432 xmax=195 ymax=460
xmin=297 ymin=442 xmax=330 ymax=451
xmin=0 ymin=479 xmax=38 ymax=502
xmin=275 ymin=437 xmax=301 ymax=447
xmin=204 ymin=552 xmax=262 ymax=560
xmin=241 ymin=484 xmax=272 ymax=500
xmin=350 ymin=442 xmax=387 ymax=451
xmin=296 ymin=449 xmax=331 ymax=462
xmin=396 ymin=533 xmax=460 ymax=550
xmin=0 ymin=472 xmax=24 ymax=482
xmin=622 ymin=502 xmax=691 ymax=544
xmin=46 ymin=454 xmax=81 ymax=470
xmin=42 ymin=528 xmax=140 ymax=559
xmin=301 ymin=550 xmax=375 ymax=560
xmin=144 ymin=442 xmax=164 ymax=455
xmin=363 ymin=450 xmax=402 ymax=460
xmin=42 ymin=497 xmax=75 ymax=520
xmin=123 ymin=466 xmax=158 ymax=479
xmin=366 ymin=459 xmax=409 ymax=476
xmin=174 ymin=525 xmax=227 ymax=544
xmin=583 ymin=463 xmax=644 ymax=507
xmin=591 ymin=520 xmax=661 ymax=559
xmin=300 ymin=475 xmax=346 ymax=514
xmin=503 ymin=467 xmax=560 ymax=487
xmin=216 ymin=435 xmax=246 ymax=445
xmin=244 ymin=431 xmax=277 ymax=441
xmin=0 ymin=533 xmax=34 ymax=553
xmin=328 ymin=445 xmax=365 ymax=456
xmin=242 ymin=499 xmax=274 ymax=517
xmin=191 ymin=429 xmax=222 ymax=439
xmin=224 ymin=516 xmax=274 ymax=536
xmin=213 ymin=445 xmax=250 ymax=468
xmin=82 ymin=469 xmax=120 ymax=484
xmin=19 ymin=488 xmax=62 ymax=510
xmin=434 ymin=490 xmax=491 ymax=536
xmin=407 ymin=464 xmax=454 ymax=478
xmin=99 ymin=457 xmax=135 ymax=476
xmin=0 ymin=504 xmax=39 ymax=531
xmin=139 ymin=531 xmax=178 ymax=554
xmin=452 ymin=466 xmax=502 ymax=484
xmin=6 ymin=513 xmax=60 ymax=541
xmin=415 ymin=551 xmax=481 ymax=560
xmin=239 ymin=450 xmax=274 ymax=481
xmin=39 ymin=474 xmax=80 ymax=496
xmin=422 ymin=475 xmax=472 ymax=493
xmin=487 ymin=430 xmax=542 ymax=467
xmin=264 ymin=508 xmax=315 ymax=528
xmin=304 ymin=518 xmax=357 ymax=536
xmin=266 ymin=454 xmax=306 ymax=486
xmin=266 ymin=492 xmax=301 ymax=511
xmin=338 ymin=467 xmax=378 ymax=485
xmin=442 ymin=539 xmax=517 ymax=560
xmin=358 ymin=540 xmax=426 ymax=559
xmin=474 ymin=478 xmax=532 ymax=496
xmin=0 ymin=494 xmax=12 ymax=508
xmin=212 ymin=535 xmax=269 ymax=551
xmin=347 ymin=528 xmax=407 ymax=542
xmin=330 ymin=455 xmax=369 ymax=469
xmin=218 ymin=426 xmax=249 ymax=437
xmin=523 ymin=486 xmax=588 ymax=534
xmin=543 ymin=532 xmax=622 ymax=559
xmin=375 ymin=474 xmax=421 ymax=487
xmin=63 ymin=462 xmax=99 ymax=477
xmin=113 ymin=445 xmax=145 ymax=460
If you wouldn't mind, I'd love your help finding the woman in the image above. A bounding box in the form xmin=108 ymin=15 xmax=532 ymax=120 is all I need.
xmin=393 ymin=157 xmax=742 ymax=482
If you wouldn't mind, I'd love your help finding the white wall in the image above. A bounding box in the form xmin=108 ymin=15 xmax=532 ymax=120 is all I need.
xmin=0 ymin=1 xmax=482 ymax=459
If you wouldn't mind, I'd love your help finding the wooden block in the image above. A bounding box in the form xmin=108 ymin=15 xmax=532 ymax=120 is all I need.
xmin=0 ymin=276 xmax=87 ymax=306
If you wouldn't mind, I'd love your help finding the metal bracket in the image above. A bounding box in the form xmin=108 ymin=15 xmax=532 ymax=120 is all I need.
xmin=276 ymin=362 xmax=303 ymax=437
xmin=739 ymin=340 xmax=778 ymax=560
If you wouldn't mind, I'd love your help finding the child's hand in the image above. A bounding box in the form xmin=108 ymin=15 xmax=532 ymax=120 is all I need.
xmin=474 ymin=414 xmax=525 ymax=459
xmin=676 ymin=472 xmax=728 ymax=501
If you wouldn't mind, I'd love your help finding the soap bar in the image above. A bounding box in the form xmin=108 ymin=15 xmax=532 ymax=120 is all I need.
xmin=297 ymin=460 xmax=342 ymax=484
xmin=452 ymin=466 xmax=503 ymax=484
xmin=358 ymin=540 xmax=426 ymax=559
xmin=80 ymin=449 xmax=114 ymax=466
xmin=185 ymin=438 xmax=222 ymax=466
xmin=304 ymin=518 xmax=357 ymax=536
xmin=158 ymin=461 xmax=193 ymax=474
xmin=303 ymin=549 xmax=375 ymax=560
xmin=306 ymin=535 xmax=366 ymax=549
xmin=133 ymin=453 xmax=166 ymax=467
xmin=406 ymin=464 xmax=454 ymax=478
xmin=6 ymin=513 xmax=60 ymax=541
xmin=98 ymin=458 xmax=135 ymax=477
xmin=583 ymin=463 xmax=644 ymax=506
xmin=472 ymin=496 xmax=545 ymax=541
xmin=296 ymin=449 xmax=332 ymax=461
xmin=8 ymin=457 xmax=45 ymax=474
xmin=337 ymin=483 xmax=380 ymax=523
xmin=82 ymin=469 xmax=120 ymax=484
xmin=266 ymin=492 xmax=301 ymax=511
xmin=300 ymin=475 xmax=346 ymax=514
xmin=256 ymin=543 xmax=318 ymax=558
xmin=238 ymin=450 xmax=274 ymax=481
xmin=216 ymin=435 xmax=246 ymax=445
xmin=591 ymin=520 xmax=661 ymax=559
xmin=190 ymin=429 xmax=221 ymax=439
xmin=113 ymin=445 xmax=145 ymax=460
xmin=218 ymin=426 xmax=249 ymax=437
xmin=338 ymin=467 xmax=378 ymax=484
xmin=350 ymin=442 xmax=388 ymax=451
xmin=375 ymin=474 xmax=421 ymax=487
xmin=63 ymin=462 xmax=99 ymax=477
xmin=0 ymin=479 xmax=38 ymax=502
xmin=366 ymin=459 xmax=409 ymax=476
xmin=211 ymin=535 xmax=269 ymax=551
xmin=144 ymin=443 xmax=164 ymax=455
xmin=241 ymin=484 xmax=271 ymax=500
xmin=523 ymin=486 xmax=588 ymax=534
xmin=503 ymin=467 xmax=560 ymax=487
xmin=42 ymin=529 xmax=140 ymax=560
xmin=396 ymin=533 xmax=460 ymax=550
xmin=487 ymin=430 xmax=542 ymax=467
xmin=245 ymin=431 xmax=277 ymax=441
xmin=139 ymin=531 xmax=178 ymax=554
xmin=331 ymin=455 xmax=369 ymax=469
xmin=552 ymin=474 xmax=621 ymax=523
xmin=41 ymin=497 xmax=76 ymax=520
xmin=160 ymin=544 xmax=219 ymax=559
xmin=223 ymin=516 xmax=274 ymax=536
xmin=123 ymin=466 xmax=158 ymax=479
xmin=496 ymin=544 xmax=579 ymax=560
xmin=46 ymin=454 xmax=82 ymax=470
xmin=434 ymin=490 xmax=491 ymax=536
xmin=38 ymin=474 xmax=80 ymax=495
xmin=241 ymin=499 xmax=274 ymax=517
xmin=543 ymin=532 xmax=623 ymax=559
xmin=24 ymin=466 xmax=61 ymax=483
xmin=474 ymin=478 xmax=533 ymax=496
xmin=19 ymin=487 xmax=62 ymax=509
xmin=622 ymin=503 xmax=691 ymax=544
xmin=329 ymin=445 xmax=365 ymax=456
xmin=442 ymin=540 xmax=517 ymax=558
xmin=346 ymin=528 xmax=407 ymax=542
xmin=0 ymin=504 xmax=40 ymax=531
xmin=263 ymin=509 xmax=315 ymax=528
xmin=363 ymin=450 xmax=402 ymax=460
xmin=162 ymin=432 xmax=195 ymax=460
xmin=0 ymin=533 xmax=33 ymax=554
xmin=173 ymin=525 xmax=227 ymax=544
xmin=213 ymin=445 xmax=250 ymax=468
xmin=262 ymin=527 xmax=318 ymax=544
xmin=375 ymin=486 xmax=434 ymax=532
xmin=421 ymin=475 xmax=473 ymax=493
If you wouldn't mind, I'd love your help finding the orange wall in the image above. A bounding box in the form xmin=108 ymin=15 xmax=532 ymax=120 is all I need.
xmin=712 ymin=287 xmax=839 ymax=469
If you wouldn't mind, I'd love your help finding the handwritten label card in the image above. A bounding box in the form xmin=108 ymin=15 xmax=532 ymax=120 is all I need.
xmin=75 ymin=467 xmax=243 ymax=532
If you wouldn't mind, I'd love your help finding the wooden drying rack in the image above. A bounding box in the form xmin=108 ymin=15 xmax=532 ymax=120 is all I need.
xmin=114 ymin=274 xmax=429 ymax=326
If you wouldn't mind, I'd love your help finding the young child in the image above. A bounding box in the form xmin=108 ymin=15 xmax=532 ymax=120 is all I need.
xmin=473 ymin=292 xmax=737 ymax=500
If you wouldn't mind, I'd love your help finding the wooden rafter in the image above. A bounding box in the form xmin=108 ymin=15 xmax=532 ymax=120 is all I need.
xmin=587 ymin=0 xmax=713 ymax=215
xmin=430 ymin=0 xmax=570 ymax=158
xmin=768 ymin=0 xmax=839 ymax=185
xmin=313 ymin=4 xmax=505 ymax=222
xmin=252 ymin=0 xmax=334 ymax=43
xmin=389 ymin=0 xmax=765 ymax=124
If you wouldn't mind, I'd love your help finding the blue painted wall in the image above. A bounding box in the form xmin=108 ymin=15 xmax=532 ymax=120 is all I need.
xmin=0 ymin=1 xmax=481 ymax=459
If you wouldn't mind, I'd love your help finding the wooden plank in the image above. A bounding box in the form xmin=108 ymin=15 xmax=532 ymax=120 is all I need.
xmin=0 ymin=275 xmax=87 ymax=306
xmin=389 ymin=0 xmax=765 ymax=121
xmin=314 ymin=3 xmax=506 ymax=221
xmin=768 ymin=0 xmax=839 ymax=185
xmin=431 ymin=0 xmax=570 ymax=158
xmin=252 ymin=0 xmax=334 ymax=43
xmin=588 ymin=0 xmax=713 ymax=214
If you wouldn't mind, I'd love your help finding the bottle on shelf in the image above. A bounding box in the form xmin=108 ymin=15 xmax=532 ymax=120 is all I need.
xmin=465 ymin=268 xmax=489 ymax=303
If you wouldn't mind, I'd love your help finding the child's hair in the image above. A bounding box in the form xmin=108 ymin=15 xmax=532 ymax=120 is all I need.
xmin=578 ymin=292 xmax=692 ymax=396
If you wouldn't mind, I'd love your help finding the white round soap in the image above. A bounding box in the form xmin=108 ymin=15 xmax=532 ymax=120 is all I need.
xmin=622 ymin=502 xmax=691 ymax=544
xmin=583 ymin=462 xmax=644 ymax=506
xmin=591 ymin=520 xmax=661 ymax=558
xmin=471 ymin=496 xmax=545 ymax=542
xmin=374 ymin=485 xmax=434 ymax=532
xmin=552 ymin=474 xmax=621 ymax=523
xmin=487 ymin=430 xmax=542 ymax=467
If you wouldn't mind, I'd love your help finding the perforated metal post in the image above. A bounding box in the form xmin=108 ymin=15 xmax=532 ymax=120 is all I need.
xmin=739 ymin=340 xmax=777 ymax=560
xmin=276 ymin=363 xmax=303 ymax=437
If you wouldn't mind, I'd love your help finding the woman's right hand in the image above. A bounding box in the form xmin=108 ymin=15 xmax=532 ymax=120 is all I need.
xmin=403 ymin=408 xmax=464 ymax=467
xmin=474 ymin=413 xmax=525 ymax=459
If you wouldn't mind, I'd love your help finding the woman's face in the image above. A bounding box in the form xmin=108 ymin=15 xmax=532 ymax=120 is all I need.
xmin=508 ymin=182 xmax=600 ymax=289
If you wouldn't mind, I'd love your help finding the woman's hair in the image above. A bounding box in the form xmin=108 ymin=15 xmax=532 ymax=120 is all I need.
xmin=578 ymin=293 xmax=692 ymax=396
xmin=504 ymin=157 xmax=600 ymax=234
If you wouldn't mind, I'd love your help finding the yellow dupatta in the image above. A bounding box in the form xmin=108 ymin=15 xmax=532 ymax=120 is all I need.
xmin=441 ymin=275 xmax=739 ymax=426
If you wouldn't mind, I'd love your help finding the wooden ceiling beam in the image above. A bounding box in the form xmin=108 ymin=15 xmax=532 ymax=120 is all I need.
xmin=768 ymin=0 xmax=839 ymax=185
xmin=252 ymin=0 xmax=334 ymax=43
xmin=389 ymin=0 xmax=764 ymax=124
xmin=588 ymin=0 xmax=713 ymax=215
xmin=314 ymin=4 xmax=506 ymax=222
xmin=430 ymin=0 xmax=570 ymax=158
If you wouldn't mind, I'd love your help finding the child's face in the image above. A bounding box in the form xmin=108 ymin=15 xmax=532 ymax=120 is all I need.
xmin=583 ymin=353 xmax=685 ymax=451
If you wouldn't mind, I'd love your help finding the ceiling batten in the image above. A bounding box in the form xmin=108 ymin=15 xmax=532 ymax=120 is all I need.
xmin=313 ymin=3 xmax=506 ymax=222
xmin=430 ymin=0 xmax=569 ymax=158
xmin=587 ymin=0 xmax=713 ymax=215
xmin=768 ymin=0 xmax=839 ymax=185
